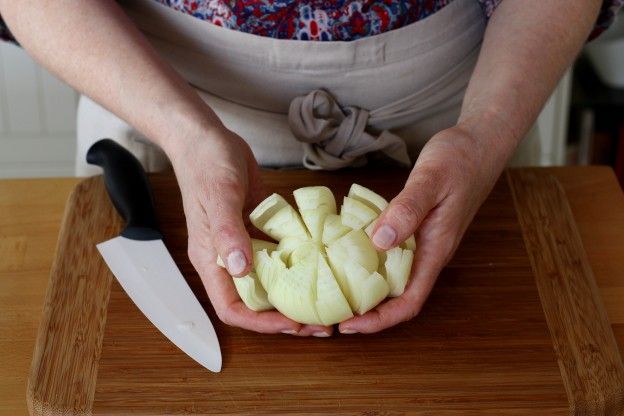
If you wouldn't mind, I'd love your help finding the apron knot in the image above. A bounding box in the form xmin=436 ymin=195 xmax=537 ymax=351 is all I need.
xmin=288 ymin=89 xmax=411 ymax=170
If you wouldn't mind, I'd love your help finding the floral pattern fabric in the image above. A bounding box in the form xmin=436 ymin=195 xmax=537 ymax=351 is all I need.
xmin=157 ymin=0 xmax=453 ymax=41
xmin=590 ymin=0 xmax=624 ymax=39
xmin=0 ymin=0 xmax=623 ymax=43
xmin=154 ymin=0 xmax=624 ymax=41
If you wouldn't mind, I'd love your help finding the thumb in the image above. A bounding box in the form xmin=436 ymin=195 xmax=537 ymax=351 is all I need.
xmin=371 ymin=169 xmax=443 ymax=250
xmin=205 ymin=180 xmax=253 ymax=277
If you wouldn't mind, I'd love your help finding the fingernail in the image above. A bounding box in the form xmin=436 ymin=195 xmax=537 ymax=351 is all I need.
xmin=281 ymin=329 xmax=298 ymax=335
xmin=372 ymin=225 xmax=397 ymax=249
xmin=226 ymin=250 xmax=247 ymax=275
xmin=340 ymin=329 xmax=358 ymax=334
xmin=313 ymin=332 xmax=330 ymax=337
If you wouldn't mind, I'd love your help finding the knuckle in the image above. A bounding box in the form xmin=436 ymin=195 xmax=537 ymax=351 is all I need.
xmin=412 ymin=165 xmax=446 ymax=189
xmin=214 ymin=176 xmax=241 ymax=196
xmin=399 ymin=294 xmax=422 ymax=322
xmin=201 ymin=176 xmax=244 ymax=210
xmin=187 ymin=233 xmax=210 ymax=258
xmin=370 ymin=311 xmax=386 ymax=332
xmin=410 ymin=164 xmax=452 ymax=199
xmin=214 ymin=165 xmax=245 ymax=189
xmin=389 ymin=198 xmax=426 ymax=226
xmin=406 ymin=304 xmax=421 ymax=321
xmin=216 ymin=308 xmax=236 ymax=327
xmin=210 ymin=222 xmax=243 ymax=246
xmin=438 ymin=229 xmax=462 ymax=262
xmin=187 ymin=239 xmax=201 ymax=264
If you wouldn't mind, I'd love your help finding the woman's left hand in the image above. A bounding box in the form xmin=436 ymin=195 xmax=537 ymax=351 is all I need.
xmin=336 ymin=0 xmax=601 ymax=335
xmin=338 ymin=120 xmax=517 ymax=334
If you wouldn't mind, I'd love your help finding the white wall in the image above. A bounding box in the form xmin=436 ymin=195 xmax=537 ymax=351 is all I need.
xmin=0 ymin=42 xmax=77 ymax=178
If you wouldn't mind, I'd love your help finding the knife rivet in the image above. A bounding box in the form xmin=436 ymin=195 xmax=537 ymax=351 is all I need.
xmin=178 ymin=321 xmax=195 ymax=331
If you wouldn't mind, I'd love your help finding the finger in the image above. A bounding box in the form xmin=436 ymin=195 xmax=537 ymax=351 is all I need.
xmin=189 ymin=235 xmax=302 ymax=334
xmin=199 ymin=240 xmax=332 ymax=336
xmin=222 ymin=302 xmax=304 ymax=334
xmin=297 ymin=325 xmax=334 ymax=337
xmin=243 ymin=157 xmax=271 ymax=215
xmin=338 ymin=295 xmax=415 ymax=335
xmin=339 ymin=218 xmax=456 ymax=334
xmin=202 ymin=177 xmax=253 ymax=277
xmin=370 ymin=167 xmax=446 ymax=251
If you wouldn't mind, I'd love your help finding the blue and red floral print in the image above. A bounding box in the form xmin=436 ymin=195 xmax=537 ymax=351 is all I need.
xmin=0 ymin=0 xmax=623 ymax=43
xmin=591 ymin=0 xmax=624 ymax=39
xmin=158 ymin=0 xmax=453 ymax=41
xmin=154 ymin=0 xmax=624 ymax=41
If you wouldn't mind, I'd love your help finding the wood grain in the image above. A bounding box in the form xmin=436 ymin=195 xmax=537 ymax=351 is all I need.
xmin=0 ymin=168 xmax=620 ymax=415
xmin=27 ymin=178 xmax=120 ymax=416
xmin=0 ymin=178 xmax=80 ymax=416
xmin=90 ymin=170 xmax=568 ymax=414
xmin=507 ymin=170 xmax=624 ymax=414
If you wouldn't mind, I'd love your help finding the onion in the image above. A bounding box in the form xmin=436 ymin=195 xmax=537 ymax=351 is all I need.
xmin=216 ymin=184 xmax=415 ymax=325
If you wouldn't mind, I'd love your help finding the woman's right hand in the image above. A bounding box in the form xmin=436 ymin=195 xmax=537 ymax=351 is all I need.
xmin=0 ymin=0 xmax=331 ymax=336
xmin=167 ymin=124 xmax=333 ymax=337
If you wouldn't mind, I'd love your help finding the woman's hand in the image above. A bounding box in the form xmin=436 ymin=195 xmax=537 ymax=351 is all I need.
xmin=338 ymin=118 xmax=516 ymax=334
xmin=335 ymin=0 xmax=603 ymax=335
xmin=167 ymin=125 xmax=333 ymax=337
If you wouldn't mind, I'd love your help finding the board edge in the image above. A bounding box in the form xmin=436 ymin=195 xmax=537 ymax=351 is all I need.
xmin=507 ymin=168 xmax=624 ymax=415
xmin=26 ymin=177 xmax=115 ymax=416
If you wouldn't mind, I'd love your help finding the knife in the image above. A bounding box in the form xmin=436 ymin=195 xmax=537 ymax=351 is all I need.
xmin=87 ymin=138 xmax=222 ymax=372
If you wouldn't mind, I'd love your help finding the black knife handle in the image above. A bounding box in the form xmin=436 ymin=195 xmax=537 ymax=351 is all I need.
xmin=86 ymin=138 xmax=162 ymax=241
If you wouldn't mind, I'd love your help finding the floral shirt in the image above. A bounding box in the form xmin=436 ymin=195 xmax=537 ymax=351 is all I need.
xmin=1 ymin=0 xmax=622 ymax=42
xmin=154 ymin=0 xmax=624 ymax=41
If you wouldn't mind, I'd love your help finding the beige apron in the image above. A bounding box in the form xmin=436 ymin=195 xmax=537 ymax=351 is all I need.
xmin=76 ymin=0 xmax=539 ymax=175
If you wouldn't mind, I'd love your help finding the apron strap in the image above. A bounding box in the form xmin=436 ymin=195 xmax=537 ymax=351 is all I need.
xmin=288 ymin=89 xmax=411 ymax=170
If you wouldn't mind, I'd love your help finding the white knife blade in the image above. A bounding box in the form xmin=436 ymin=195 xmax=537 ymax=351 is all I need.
xmin=86 ymin=138 xmax=221 ymax=373
xmin=98 ymin=236 xmax=222 ymax=372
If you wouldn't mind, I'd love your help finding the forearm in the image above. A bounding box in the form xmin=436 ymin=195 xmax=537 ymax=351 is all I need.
xmin=0 ymin=0 xmax=221 ymax=154
xmin=458 ymin=0 xmax=601 ymax=165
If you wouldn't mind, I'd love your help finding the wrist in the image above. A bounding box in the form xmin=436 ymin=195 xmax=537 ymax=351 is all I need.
xmin=150 ymin=105 xmax=225 ymax=160
xmin=456 ymin=109 xmax=522 ymax=165
xmin=422 ymin=113 xmax=517 ymax=189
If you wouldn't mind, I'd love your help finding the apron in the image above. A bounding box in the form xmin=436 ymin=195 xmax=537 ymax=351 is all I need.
xmin=76 ymin=0 xmax=540 ymax=175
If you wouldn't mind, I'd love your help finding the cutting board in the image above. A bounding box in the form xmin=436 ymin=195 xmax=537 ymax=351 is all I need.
xmin=28 ymin=168 xmax=624 ymax=415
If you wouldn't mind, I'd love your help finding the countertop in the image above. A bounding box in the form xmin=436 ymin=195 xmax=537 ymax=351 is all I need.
xmin=1 ymin=167 xmax=623 ymax=416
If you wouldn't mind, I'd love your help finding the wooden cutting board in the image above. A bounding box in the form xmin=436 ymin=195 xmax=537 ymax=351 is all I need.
xmin=27 ymin=168 xmax=624 ymax=415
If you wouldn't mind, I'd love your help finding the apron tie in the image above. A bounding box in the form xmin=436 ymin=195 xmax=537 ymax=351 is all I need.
xmin=288 ymin=90 xmax=411 ymax=170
